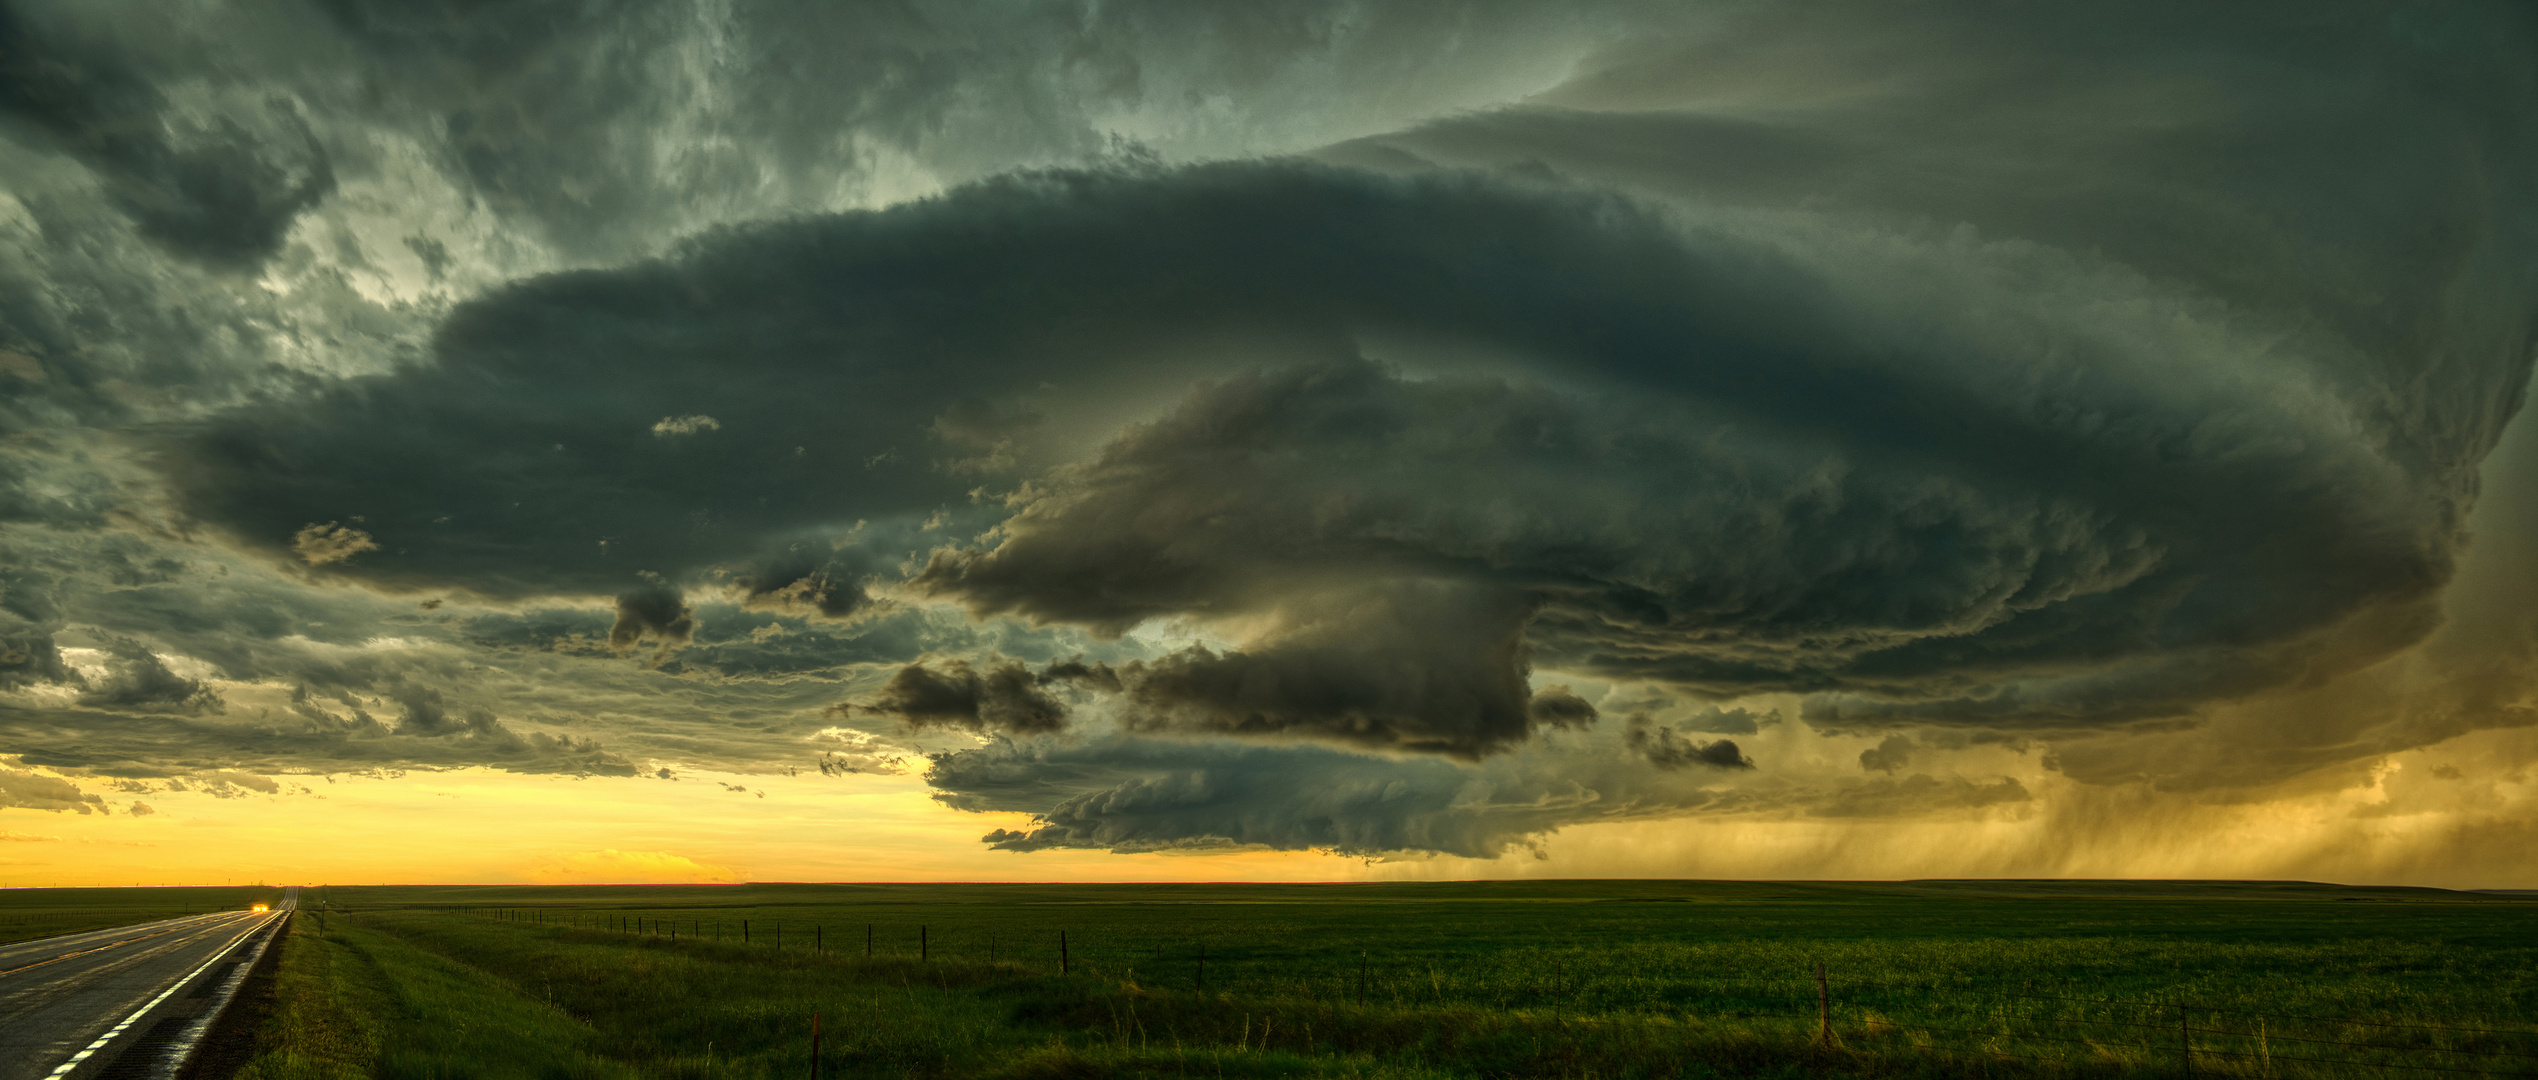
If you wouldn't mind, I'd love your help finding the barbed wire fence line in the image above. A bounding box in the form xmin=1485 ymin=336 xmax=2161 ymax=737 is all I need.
xmin=437 ymin=904 xmax=2538 ymax=1078
xmin=1697 ymin=973 xmax=2538 ymax=1080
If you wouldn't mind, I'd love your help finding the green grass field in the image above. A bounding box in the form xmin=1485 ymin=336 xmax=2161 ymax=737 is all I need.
xmin=221 ymin=880 xmax=2538 ymax=1080
xmin=0 ymin=885 xmax=280 ymax=945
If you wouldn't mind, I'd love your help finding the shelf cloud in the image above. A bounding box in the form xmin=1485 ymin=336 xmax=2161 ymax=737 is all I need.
xmin=0 ymin=0 xmax=2531 ymax=872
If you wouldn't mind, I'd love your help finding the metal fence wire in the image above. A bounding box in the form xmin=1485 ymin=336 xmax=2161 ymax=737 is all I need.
xmin=462 ymin=908 xmax=2536 ymax=1078
xmin=1766 ymin=978 xmax=2538 ymax=1079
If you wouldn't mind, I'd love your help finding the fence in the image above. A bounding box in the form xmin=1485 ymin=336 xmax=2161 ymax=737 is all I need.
xmin=446 ymin=907 xmax=2537 ymax=1078
xmin=1698 ymin=978 xmax=2538 ymax=1079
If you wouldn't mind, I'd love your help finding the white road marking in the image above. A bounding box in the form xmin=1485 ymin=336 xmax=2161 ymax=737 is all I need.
xmin=151 ymin=908 xmax=290 ymax=1080
xmin=42 ymin=913 xmax=277 ymax=1079
xmin=0 ymin=914 xmax=239 ymax=978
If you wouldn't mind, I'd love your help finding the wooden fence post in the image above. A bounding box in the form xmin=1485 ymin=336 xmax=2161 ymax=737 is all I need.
xmin=1060 ymin=929 xmax=1069 ymax=975
xmin=921 ymin=925 xmax=928 ymax=960
xmin=1816 ymin=961 xmax=1830 ymax=1045
xmin=810 ymin=1011 xmax=822 ymax=1080
xmin=2181 ymin=1004 xmax=2193 ymax=1079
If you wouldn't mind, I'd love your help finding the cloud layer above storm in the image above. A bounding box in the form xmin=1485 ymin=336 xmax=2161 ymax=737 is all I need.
xmin=2 ymin=0 xmax=2533 ymax=866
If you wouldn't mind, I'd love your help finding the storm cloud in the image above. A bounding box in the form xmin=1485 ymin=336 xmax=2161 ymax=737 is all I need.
xmin=928 ymin=725 xmax=2042 ymax=859
xmin=0 ymin=0 xmax=2533 ymax=866
xmin=937 ymin=734 xmax=1582 ymax=859
xmin=1625 ymin=717 xmax=1754 ymax=772
xmin=178 ymin=136 xmax=2523 ymax=739
xmin=851 ymin=657 xmax=1069 ymax=737
xmin=74 ymin=639 xmax=222 ymax=714
xmin=0 ymin=3 xmax=334 ymax=267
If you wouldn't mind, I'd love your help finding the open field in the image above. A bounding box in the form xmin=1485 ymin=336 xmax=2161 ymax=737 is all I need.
xmin=225 ymin=881 xmax=2538 ymax=1079
xmin=0 ymin=885 xmax=282 ymax=945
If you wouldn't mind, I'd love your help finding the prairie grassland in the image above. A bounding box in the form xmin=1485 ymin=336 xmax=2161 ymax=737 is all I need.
xmin=0 ymin=884 xmax=280 ymax=944
xmin=231 ymin=881 xmax=2538 ymax=1079
xmin=232 ymin=908 xmax=642 ymax=1080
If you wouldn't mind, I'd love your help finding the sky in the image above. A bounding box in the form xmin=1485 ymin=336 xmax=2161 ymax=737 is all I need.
xmin=1 ymin=0 xmax=2535 ymax=889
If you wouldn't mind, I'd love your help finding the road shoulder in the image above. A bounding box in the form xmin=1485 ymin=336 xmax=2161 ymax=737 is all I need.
xmin=176 ymin=912 xmax=290 ymax=1079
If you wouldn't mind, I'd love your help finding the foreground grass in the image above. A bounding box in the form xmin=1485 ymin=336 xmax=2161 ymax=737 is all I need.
xmin=237 ymin=909 xmax=1451 ymax=1079
xmin=229 ymin=913 xmax=387 ymax=1080
xmin=234 ymin=911 xmax=640 ymax=1080
xmin=225 ymin=881 xmax=2538 ymax=1079
xmin=0 ymin=885 xmax=279 ymax=944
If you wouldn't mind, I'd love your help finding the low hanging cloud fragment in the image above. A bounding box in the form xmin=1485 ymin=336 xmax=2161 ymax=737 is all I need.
xmin=1860 ymin=734 xmax=1916 ymax=774
xmin=848 ymin=589 xmax=1599 ymax=757
xmin=608 ymin=587 xmax=695 ymax=650
xmin=941 ymin=735 xmax=1558 ymax=858
xmin=650 ymin=415 xmax=722 ymax=438
xmin=389 ymin=686 xmax=500 ymax=738
xmin=0 ymin=768 xmax=107 ymax=813
xmin=75 ymin=640 xmax=223 ymax=715
xmin=848 ymin=657 xmax=1068 ymax=736
xmin=291 ymin=522 xmax=378 ymax=566
xmin=812 ymin=736 xmax=911 ymax=776
xmin=1099 ymin=584 xmax=1583 ymax=758
xmin=1678 ymin=706 xmax=1774 ymax=735
xmin=166 ymin=770 xmax=282 ymax=798
xmin=1527 ymin=686 xmax=1599 ymax=729
xmin=734 ymin=556 xmax=872 ymax=620
xmin=0 ymin=634 xmax=73 ymax=689
xmin=1624 ymin=716 xmax=1754 ymax=771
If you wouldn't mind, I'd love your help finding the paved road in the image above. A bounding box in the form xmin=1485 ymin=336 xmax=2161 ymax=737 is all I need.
xmin=0 ymin=887 xmax=293 ymax=1080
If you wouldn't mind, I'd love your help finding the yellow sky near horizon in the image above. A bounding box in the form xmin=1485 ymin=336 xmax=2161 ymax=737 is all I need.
xmin=5 ymin=715 xmax=2532 ymax=890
